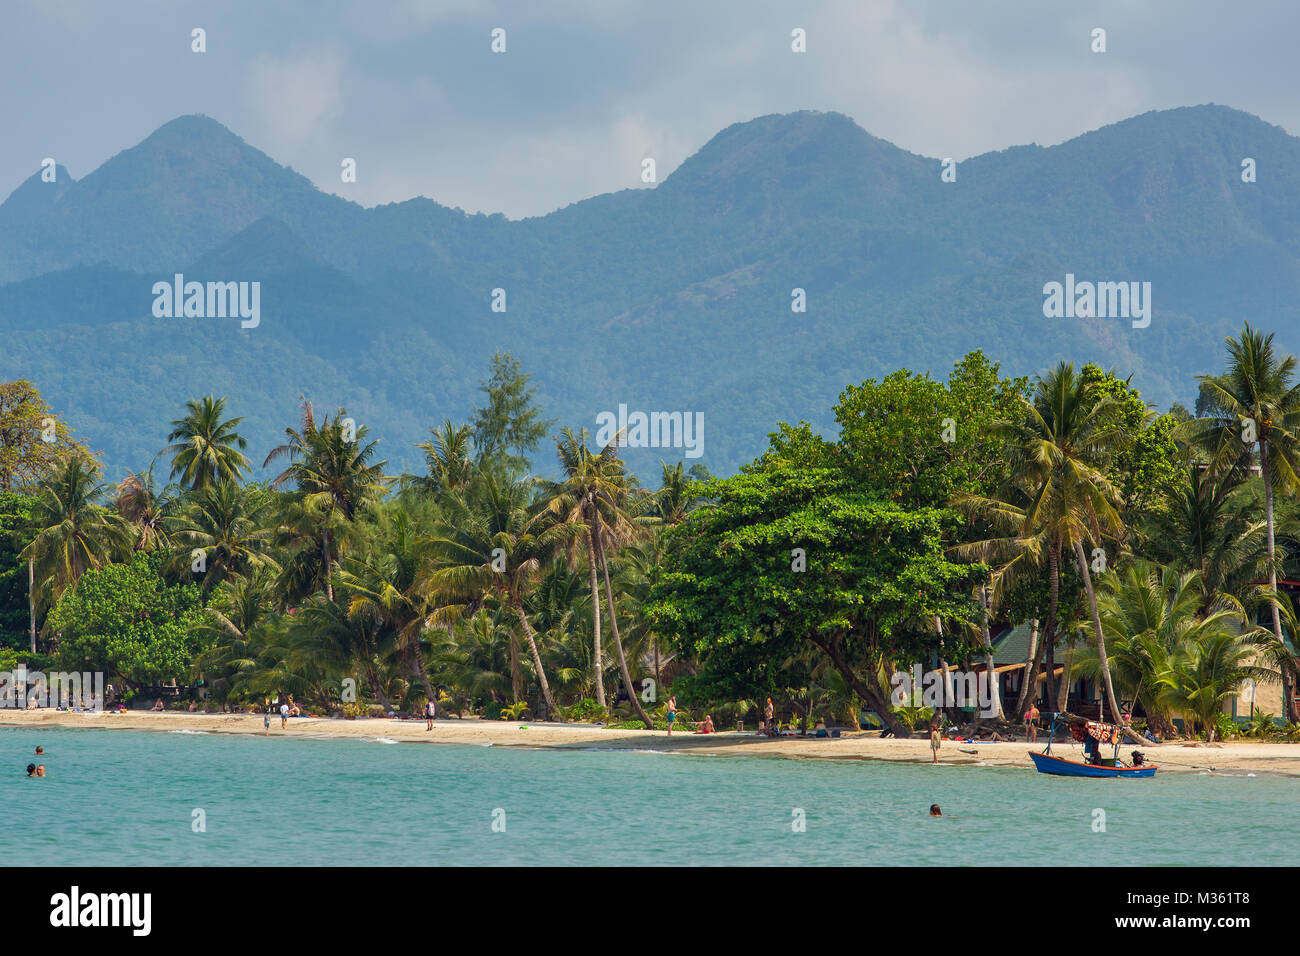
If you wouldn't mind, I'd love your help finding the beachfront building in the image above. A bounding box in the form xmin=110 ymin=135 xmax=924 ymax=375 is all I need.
xmin=976 ymin=616 xmax=1294 ymax=725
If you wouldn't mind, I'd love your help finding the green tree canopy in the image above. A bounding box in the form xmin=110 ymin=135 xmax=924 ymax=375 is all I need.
xmin=48 ymin=551 xmax=207 ymax=688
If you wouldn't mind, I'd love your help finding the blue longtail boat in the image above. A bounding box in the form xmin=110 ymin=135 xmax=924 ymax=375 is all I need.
xmin=1028 ymin=713 xmax=1157 ymax=778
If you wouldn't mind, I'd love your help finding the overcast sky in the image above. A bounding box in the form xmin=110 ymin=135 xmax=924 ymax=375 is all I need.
xmin=4 ymin=0 xmax=1298 ymax=218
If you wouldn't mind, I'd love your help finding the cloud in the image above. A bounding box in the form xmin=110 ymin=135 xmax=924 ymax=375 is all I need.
xmin=244 ymin=49 xmax=345 ymax=148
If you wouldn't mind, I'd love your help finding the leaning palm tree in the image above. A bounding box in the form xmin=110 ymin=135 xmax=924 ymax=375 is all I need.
xmin=164 ymin=396 xmax=251 ymax=490
xmin=1177 ymin=324 xmax=1300 ymax=720
xmin=423 ymin=474 xmax=580 ymax=719
xmin=551 ymin=434 xmax=656 ymax=729
xmin=21 ymin=455 xmax=129 ymax=625
xmin=957 ymin=363 xmax=1132 ymax=725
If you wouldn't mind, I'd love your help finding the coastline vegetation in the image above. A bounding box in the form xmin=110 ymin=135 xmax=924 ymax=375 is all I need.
xmin=1 ymin=329 xmax=1298 ymax=742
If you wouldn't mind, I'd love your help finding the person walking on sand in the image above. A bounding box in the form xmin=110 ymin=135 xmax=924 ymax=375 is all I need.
xmin=666 ymin=695 xmax=677 ymax=736
xmin=1024 ymin=703 xmax=1040 ymax=743
xmin=930 ymin=719 xmax=942 ymax=763
xmin=263 ymin=702 xmax=272 ymax=736
xmin=425 ymin=696 xmax=436 ymax=731
xmin=280 ymin=700 xmax=289 ymax=730
xmin=764 ymin=697 xmax=774 ymax=734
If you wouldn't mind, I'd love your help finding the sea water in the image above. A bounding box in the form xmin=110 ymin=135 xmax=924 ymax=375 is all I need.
xmin=1 ymin=726 xmax=1292 ymax=866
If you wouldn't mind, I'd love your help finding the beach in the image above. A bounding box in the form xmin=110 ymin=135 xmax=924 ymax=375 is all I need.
xmin=3 ymin=710 xmax=1297 ymax=776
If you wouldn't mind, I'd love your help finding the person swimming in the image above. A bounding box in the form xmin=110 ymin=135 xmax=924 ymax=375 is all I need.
xmin=930 ymin=804 xmax=942 ymax=817
xmin=26 ymin=763 xmax=36 ymax=777
xmin=35 ymin=765 xmax=45 ymax=777
xmin=34 ymin=746 xmax=43 ymax=755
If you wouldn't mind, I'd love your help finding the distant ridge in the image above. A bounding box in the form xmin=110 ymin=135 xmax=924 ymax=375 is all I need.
xmin=2 ymin=104 xmax=1298 ymax=479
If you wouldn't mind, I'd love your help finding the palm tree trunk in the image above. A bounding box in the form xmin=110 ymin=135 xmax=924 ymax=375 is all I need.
xmin=980 ymin=584 xmax=1004 ymax=719
xmin=507 ymin=632 xmax=523 ymax=702
xmin=585 ymin=523 xmax=605 ymax=707
xmin=1073 ymin=539 xmax=1123 ymax=725
xmin=28 ymin=557 xmax=36 ymax=653
xmin=365 ymin=659 xmax=392 ymax=711
xmin=810 ymin=632 xmax=912 ymax=738
xmin=1013 ymin=618 xmax=1041 ymax=718
xmin=1043 ymin=544 xmax=1060 ymax=706
xmin=409 ymin=633 xmax=434 ymax=703
xmin=511 ymin=599 xmax=562 ymax=721
xmin=1260 ymin=442 xmax=1296 ymax=721
xmin=322 ymin=530 xmax=334 ymax=602
xmin=1056 ymin=639 xmax=1074 ymax=712
xmin=593 ymin=524 xmax=653 ymax=729
xmin=934 ymin=616 xmax=955 ymax=718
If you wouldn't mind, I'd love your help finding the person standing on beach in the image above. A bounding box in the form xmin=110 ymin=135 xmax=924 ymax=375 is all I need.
xmin=930 ymin=719 xmax=942 ymax=763
xmin=764 ymin=697 xmax=774 ymax=734
xmin=263 ymin=703 xmax=271 ymax=736
xmin=666 ymin=694 xmax=677 ymax=736
xmin=1024 ymin=703 xmax=1040 ymax=743
xmin=280 ymin=700 xmax=289 ymax=730
xmin=425 ymin=695 xmax=436 ymax=731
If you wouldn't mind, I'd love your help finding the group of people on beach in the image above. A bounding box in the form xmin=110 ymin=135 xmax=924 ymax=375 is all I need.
xmin=261 ymin=694 xmax=305 ymax=734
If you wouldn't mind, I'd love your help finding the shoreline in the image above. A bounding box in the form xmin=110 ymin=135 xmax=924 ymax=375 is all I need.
xmin=3 ymin=710 xmax=1299 ymax=776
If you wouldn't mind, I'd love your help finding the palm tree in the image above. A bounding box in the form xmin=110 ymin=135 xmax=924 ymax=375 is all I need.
xmin=114 ymin=462 xmax=175 ymax=551
xmin=1141 ymin=463 xmax=1266 ymax=609
xmin=164 ymin=396 xmax=250 ymax=490
xmin=544 ymin=428 xmax=622 ymax=707
xmin=1074 ymin=561 xmax=1254 ymax=737
xmin=413 ymin=419 xmax=475 ymax=496
xmin=264 ymin=401 xmax=389 ymax=601
xmin=1158 ymin=630 xmax=1276 ymax=741
xmin=168 ymin=480 xmax=276 ymax=592
xmin=431 ymin=607 xmax=513 ymax=707
xmin=424 ymin=474 xmax=580 ymax=719
xmin=557 ymin=438 xmax=657 ymax=729
xmin=21 ymin=455 xmax=129 ymax=631
xmin=193 ymin=569 xmax=277 ymax=706
xmin=1178 ymin=324 xmax=1300 ymax=721
xmin=642 ymin=462 xmax=704 ymax=527
xmin=957 ymin=363 xmax=1131 ymax=725
xmin=338 ymin=510 xmax=435 ymax=703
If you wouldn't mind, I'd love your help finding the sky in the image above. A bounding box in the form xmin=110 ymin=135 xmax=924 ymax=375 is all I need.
xmin=3 ymin=0 xmax=1299 ymax=218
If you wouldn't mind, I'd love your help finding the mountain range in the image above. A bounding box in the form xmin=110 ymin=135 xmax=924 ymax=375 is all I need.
xmin=1 ymin=104 xmax=1298 ymax=480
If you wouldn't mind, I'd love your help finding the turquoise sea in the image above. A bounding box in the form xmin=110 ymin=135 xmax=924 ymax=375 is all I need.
xmin=2 ymin=726 xmax=1293 ymax=866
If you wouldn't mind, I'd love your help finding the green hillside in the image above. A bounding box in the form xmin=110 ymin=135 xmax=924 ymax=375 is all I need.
xmin=1 ymin=104 xmax=1297 ymax=479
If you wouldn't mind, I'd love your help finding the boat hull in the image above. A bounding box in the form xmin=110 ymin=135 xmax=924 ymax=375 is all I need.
xmin=1029 ymin=751 xmax=1157 ymax=777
